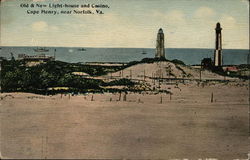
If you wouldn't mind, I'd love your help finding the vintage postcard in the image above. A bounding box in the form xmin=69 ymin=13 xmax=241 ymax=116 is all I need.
xmin=0 ymin=0 xmax=249 ymax=159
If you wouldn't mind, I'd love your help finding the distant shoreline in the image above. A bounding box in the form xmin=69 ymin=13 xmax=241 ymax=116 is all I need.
xmin=1 ymin=46 xmax=249 ymax=50
xmin=1 ymin=47 xmax=249 ymax=65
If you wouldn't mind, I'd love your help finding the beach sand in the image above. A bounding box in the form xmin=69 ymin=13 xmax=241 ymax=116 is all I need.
xmin=0 ymin=82 xmax=249 ymax=159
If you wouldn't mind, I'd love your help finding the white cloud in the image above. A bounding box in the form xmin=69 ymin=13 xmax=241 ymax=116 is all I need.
xmin=50 ymin=25 xmax=59 ymax=31
xmin=219 ymin=14 xmax=249 ymax=49
xmin=165 ymin=10 xmax=186 ymax=24
xmin=220 ymin=14 xmax=237 ymax=29
xmin=194 ymin=7 xmax=216 ymax=19
xmin=31 ymin=21 xmax=59 ymax=32
xmin=70 ymin=13 xmax=154 ymax=47
xmin=151 ymin=10 xmax=186 ymax=26
xmin=32 ymin=21 xmax=48 ymax=32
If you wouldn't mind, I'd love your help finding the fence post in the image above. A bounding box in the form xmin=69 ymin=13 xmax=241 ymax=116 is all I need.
xmin=123 ymin=93 xmax=127 ymax=101
xmin=211 ymin=92 xmax=213 ymax=103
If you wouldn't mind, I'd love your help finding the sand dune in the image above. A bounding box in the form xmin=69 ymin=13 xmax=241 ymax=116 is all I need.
xmin=103 ymin=61 xmax=236 ymax=81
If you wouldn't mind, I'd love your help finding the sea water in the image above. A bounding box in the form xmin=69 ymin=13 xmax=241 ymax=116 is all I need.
xmin=0 ymin=47 xmax=249 ymax=65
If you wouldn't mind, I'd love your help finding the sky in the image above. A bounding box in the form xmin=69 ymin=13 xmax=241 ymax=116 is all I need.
xmin=0 ymin=0 xmax=249 ymax=49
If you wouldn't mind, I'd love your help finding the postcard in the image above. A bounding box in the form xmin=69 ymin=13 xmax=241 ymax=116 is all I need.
xmin=0 ymin=0 xmax=249 ymax=159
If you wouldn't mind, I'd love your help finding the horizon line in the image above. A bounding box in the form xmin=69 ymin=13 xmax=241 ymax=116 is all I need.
xmin=1 ymin=46 xmax=249 ymax=50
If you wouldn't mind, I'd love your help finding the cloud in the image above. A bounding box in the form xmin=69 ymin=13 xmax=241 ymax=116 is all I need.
xmin=190 ymin=7 xmax=217 ymax=42
xmin=194 ymin=7 xmax=216 ymax=19
xmin=151 ymin=10 xmax=186 ymax=26
xmin=166 ymin=10 xmax=186 ymax=24
xmin=31 ymin=21 xmax=59 ymax=32
xmin=50 ymin=25 xmax=59 ymax=31
xmin=219 ymin=14 xmax=249 ymax=49
xmin=220 ymin=14 xmax=237 ymax=28
xmin=71 ymin=13 xmax=154 ymax=47
xmin=31 ymin=21 xmax=48 ymax=31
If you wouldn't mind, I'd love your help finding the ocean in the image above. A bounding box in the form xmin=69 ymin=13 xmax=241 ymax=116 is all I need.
xmin=0 ymin=47 xmax=249 ymax=65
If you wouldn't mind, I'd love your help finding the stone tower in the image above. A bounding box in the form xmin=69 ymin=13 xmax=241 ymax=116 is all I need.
xmin=155 ymin=28 xmax=165 ymax=59
xmin=214 ymin=22 xmax=222 ymax=67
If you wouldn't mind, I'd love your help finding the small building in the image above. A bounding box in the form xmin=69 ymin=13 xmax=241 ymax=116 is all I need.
xmin=18 ymin=54 xmax=55 ymax=66
xmin=18 ymin=54 xmax=54 ymax=62
xmin=201 ymin=58 xmax=213 ymax=70
xmin=223 ymin=66 xmax=238 ymax=72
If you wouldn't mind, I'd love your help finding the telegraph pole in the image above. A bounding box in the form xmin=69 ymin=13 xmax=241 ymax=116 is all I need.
xmin=143 ymin=69 xmax=146 ymax=81
xmin=200 ymin=61 xmax=202 ymax=82
xmin=130 ymin=69 xmax=132 ymax=80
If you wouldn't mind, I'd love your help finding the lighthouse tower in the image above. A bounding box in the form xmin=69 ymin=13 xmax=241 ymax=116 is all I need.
xmin=155 ymin=28 xmax=165 ymax=59
xmin=214 ymin=22 xmax=222 ymax=67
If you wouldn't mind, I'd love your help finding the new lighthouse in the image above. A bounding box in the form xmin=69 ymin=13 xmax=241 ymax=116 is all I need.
xmin=155 ymin=28 xmax=165 ymax=59
xmin=214 ymin=22 xmax=223 ymax=67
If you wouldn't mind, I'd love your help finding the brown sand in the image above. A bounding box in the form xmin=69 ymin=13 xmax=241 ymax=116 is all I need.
xmin=0 ymin=82 xmax=249 ymax=159
xmin=102 ymin=61 xmax=237 ymax=81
